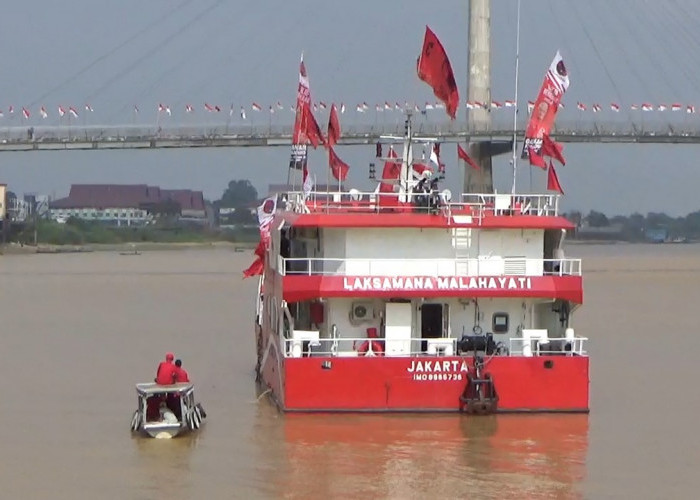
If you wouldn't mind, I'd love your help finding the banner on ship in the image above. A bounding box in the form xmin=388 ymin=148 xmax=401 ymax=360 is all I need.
xmin=289 ymin=55 xmax=311 ymax=169
xmin=521 ymin=51 xmax=569 ymax=159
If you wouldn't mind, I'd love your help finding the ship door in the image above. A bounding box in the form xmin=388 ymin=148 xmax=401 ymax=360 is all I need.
xmin=421 ymin=303 xmax=444 ymax=339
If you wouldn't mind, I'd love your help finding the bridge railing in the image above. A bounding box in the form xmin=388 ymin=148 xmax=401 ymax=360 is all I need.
xmin=2 ymin=117 xmax=700 ymax=143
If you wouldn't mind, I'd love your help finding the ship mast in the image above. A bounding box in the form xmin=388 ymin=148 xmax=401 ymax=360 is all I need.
xmin=510 ymin=0 xmax=522 ymax=194
xmin=398 ymin=110 xmax=414 ymax=200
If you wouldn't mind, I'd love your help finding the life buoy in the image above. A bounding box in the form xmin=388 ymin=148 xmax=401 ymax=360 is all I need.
xmin=357 ymin=340 xmax=384 ymax=356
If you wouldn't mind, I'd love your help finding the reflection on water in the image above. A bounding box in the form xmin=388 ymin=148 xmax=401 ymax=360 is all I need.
xmin=278 ymin=414 xmax=587 ymax=499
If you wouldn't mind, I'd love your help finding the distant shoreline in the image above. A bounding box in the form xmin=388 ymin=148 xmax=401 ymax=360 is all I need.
xmin=0 ymin=241 xmax=257 ymax=255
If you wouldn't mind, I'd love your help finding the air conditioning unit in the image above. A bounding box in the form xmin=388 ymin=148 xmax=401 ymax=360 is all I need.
xmin=350 ymin=301 xmax=374 ymax=324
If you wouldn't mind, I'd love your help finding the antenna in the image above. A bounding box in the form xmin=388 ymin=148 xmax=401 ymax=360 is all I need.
xmin=510 ymin=0 xmax=522 ymax=195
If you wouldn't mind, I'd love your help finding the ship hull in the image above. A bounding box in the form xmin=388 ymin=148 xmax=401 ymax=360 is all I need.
xmin=261 ymin=353 xmax=588 ymax=413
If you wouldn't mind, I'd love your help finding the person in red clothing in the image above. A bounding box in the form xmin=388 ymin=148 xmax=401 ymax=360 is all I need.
xmin=155 ymin=352 xmax=177 ymax=385
xmin=174 ymin=359 xmax=190 ymax=383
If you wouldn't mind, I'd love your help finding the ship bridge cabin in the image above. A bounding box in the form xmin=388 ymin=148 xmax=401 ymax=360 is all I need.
xmin=262 ymin=189 xmax=585 ymax=361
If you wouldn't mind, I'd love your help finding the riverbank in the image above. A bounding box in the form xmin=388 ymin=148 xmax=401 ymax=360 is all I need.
xmin=0 ymin=241 xmax=257 ymax=255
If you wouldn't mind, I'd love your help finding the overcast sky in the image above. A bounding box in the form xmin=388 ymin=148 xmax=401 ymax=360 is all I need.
xmin=1 ymin=0 xmax=700 ymax=215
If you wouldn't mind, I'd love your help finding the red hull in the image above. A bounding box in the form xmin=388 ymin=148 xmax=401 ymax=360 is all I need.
xmin=263 ymin=353 xmax=589 ymax=413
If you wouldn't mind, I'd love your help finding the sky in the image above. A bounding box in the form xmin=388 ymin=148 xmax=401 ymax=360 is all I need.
xmin=1 ymin=0 xmax=700 ymax=216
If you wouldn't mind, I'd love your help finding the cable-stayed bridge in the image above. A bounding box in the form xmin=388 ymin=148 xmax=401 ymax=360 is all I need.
xmin=2 ymin=116 xmax=700 ymax=152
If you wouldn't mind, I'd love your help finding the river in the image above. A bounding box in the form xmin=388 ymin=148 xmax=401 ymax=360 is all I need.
xmin=0 ymin=244 xmax=698 ymax=499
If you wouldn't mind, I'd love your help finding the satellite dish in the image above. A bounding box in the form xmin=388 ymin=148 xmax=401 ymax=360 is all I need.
xmin=440 ymin=189 xmax=452 ymax=203
xmin=349 ymin=188 xmax=362 ymax=201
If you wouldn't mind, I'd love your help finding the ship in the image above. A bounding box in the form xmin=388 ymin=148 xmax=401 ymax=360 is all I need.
xmin=251 ymin=107 xmax=588 ymax=414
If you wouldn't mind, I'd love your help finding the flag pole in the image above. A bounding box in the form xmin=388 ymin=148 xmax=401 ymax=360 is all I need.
xmin=510 ymin=0 xmax=522 ymax=195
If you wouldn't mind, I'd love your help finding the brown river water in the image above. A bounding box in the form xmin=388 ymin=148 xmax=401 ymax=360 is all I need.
xmin=1 ymin=244 xmax=699 ymax=499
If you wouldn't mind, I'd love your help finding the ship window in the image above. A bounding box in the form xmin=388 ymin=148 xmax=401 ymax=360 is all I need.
xmin=492 ymin=312 xmax=509 ymax=333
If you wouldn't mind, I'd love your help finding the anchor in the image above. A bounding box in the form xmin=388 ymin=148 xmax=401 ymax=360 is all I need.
xmin=459 ymin=353 xmax=499 ymax=415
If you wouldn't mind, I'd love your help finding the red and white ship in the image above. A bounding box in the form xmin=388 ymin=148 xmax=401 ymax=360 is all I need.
xmin=252 ymin=109 xmax=588 ymax=413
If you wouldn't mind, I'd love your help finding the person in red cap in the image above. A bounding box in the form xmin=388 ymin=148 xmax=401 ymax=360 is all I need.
xmin=155 ymin=352 xmax=177 ymax=385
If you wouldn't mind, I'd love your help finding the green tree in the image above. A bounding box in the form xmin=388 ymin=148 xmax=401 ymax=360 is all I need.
xmin=218 ymin=180 xmax=258 ymax=209
xmin=585 ymin=210 xmax=609 ymax=227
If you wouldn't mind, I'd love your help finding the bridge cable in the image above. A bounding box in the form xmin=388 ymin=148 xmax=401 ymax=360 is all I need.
xmin=26 ymin=0 xmax=194 ymax=108
xmin=84 ymin=0 xmax=226 ymax=105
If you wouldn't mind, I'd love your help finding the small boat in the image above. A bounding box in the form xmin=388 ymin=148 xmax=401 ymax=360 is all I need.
xmin=130 ymin=382 xmax=206 ymax=439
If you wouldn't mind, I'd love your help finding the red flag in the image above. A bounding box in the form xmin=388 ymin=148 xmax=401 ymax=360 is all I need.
xmin=328 ymin=146 xmax=350 ymax=181
xmin=541 ymin=134 xmax=566 ymax=165
xmin=457 ymin=144 xmax=480 ymax=171
xmin=528 ymin=147 xmax=547 ymax=170
xmin=304 ymin=105 xmax=325 ymax=148
xmin=243 ymin=256 xmax=264 ymax=278
xmin=547 ymin=160 xmax=564 ymax=194
xmin=417 ymin=26 xmax=460 ymax=120
xmin=379 ymin=147 xmax=400 ymax=192
xmin=522 ymin=51 xmax=569 ymax=158
xmin=327 ymin=103 xmax=341 ymax=147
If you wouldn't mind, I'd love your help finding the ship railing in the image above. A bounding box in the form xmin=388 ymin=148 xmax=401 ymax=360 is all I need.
xmin=283 ymin=335 xmax=587 ymax=358
xmin=282 ymin=190 xmax=561 ymax=218
xmin=279 ymin=256 xmax=581 ymax=277
xmin=283 ymin=335 xmax=459 ymax=358
xmin=509 ymin=331 xmax=588 ymax=357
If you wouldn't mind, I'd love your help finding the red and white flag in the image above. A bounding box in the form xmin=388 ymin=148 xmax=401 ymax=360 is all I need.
xmin=641 ymin=103 xmax=653 ymax=111
xmin=657 ymin=104 xmax=667 ymax=111
xmin=319 ymin=101 xmax=327 ymax=110
xmin=269 ymin=105 xmax=275 ymax=114
xmin=22 ymin=107 xmax=30 ymax=119
xmin=527 ymin=100 xmax=535 ymax=114
xmin=291 ymin=53 xmax=324 ymax=149
xmin=417 ymin=25 xmax=460 ymax=119
xmin=252 ymin=102 xmax=262 ymax=111
xmin=133 ymin=105 xmax=139 ymax=114
xmin=85 ymin=104 xmax=93 ymax=112
xmin=504 ymin=100 xmax=516 ymax=107
xmin=576 ymin=102 xmax=586 ymax=111
xmin=631 ymin=104 xmax=639 ymax=111
xmin=276 ymin=101 xmax=284 ymax=110
xmin=592 ymin=104 xmax=601 ymax=113
xmin=424 ymin=102 xmax=434 ymax=110
xmin=522 ymin=51 xmax=569 ymax=158
xmin=671 ymin=103 xmax=682 ymax=111
xmin=356 ymin=104 xmax=364 ymax=112
xmin=186 ymin=104 xmax=194 ymax=113
xmin=610 ymin=103 xmax=620 ymax=112
xmin=302 ymin=164 xmax=314 ymax=198
xmin=340 ymin=103 xmax=346 ymax=114
xmin=240 ymin=107 xmax=246 ymax=120
xmin=8 ymin=106 xmax=14 ymax=114
xmin=68 ymin=107 xmax=78 ymax=118
xmin=58 ymin=106 xmax=66 ymax=117
xmin=491 ymin=101 xmax=503 ymax=109
xmin=204 ymin=103 xmax=215 ymax=112
xmin=687 ymin=105 xmax=695 ymax=114
xmin=40 ymin=106 xmax=48 ymax=119
xmin=243 ymin=196 xmax=278 ymax=279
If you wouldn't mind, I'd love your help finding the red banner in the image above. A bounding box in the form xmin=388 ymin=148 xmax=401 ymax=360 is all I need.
xmin=417 ymin=26 xmax=459 ymax=120
xmin=521 ymin=51 xmax=569 ymax=159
